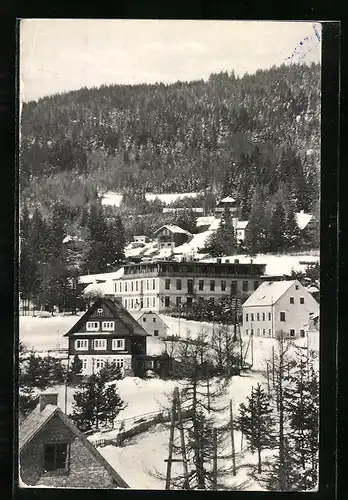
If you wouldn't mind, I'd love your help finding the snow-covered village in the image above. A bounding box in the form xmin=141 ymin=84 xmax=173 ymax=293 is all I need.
xmin=18 ymin=20 xmax=321 ymax=491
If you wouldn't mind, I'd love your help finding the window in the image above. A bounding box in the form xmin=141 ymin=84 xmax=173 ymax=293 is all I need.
xmin=198 ymin=280 xmax=204 ymax=291
xmin=136 ymin=281 xmax=139 ymax=292
xmin=221 ymin=280 xmax=227 ymax=291
xmin=176 ymin=296 xmax=182 ymax=307
xmin=295 ymin=285 xmax=299 ymax=290
xmin=112 ymin=339 xmax=125 ymax=350
xmin=152 ymin=279 xmax=156 ymax=290
xmin=187 ymin=297 xmax=193 ymax=306
xmin=165 ymin=279 xmax=171 ymax=290
xmin=256 ymin=313 xmax=260 ymax=321
xmin=268 ymin=329 xmax=272 ymax=336
xmin=280 ymin=312 xmax=286 ymax=322
xmin=231 ymin=281 xmax=237 ymax=295
xmin=113 ymin=358 xmax=124 ymax=368
xmin=97 ymin=308 xmax=103 ymax=316
xmin=143 ymin=317 xmax=146 ymax=322
xmin=290 ymin=297 xmax=294 ymax=304
xmin=147 ymin=280 xmax=150 ymax=291
xmin=245 ymin=313 xmax=249 ymax=322
xmin=125 ymin=282 xmax=128 ymax=292
xmin=268 ymin=312 xmax=272 ymax=321
xmin=120 ymin=282 xmax=122 ymax=293
xmin=251 ymin=329 xmax=254 ymax=336
xmin=95 ymin=359 xmax=105 ymax=370
xmin=300 ymin=329 xmax=305 ymax=338
xmin=124 ymin=299 xmax=128 ymax=309
xmin=75 ymin=339 xmax=88 ymax=350
xmin=165 ymin=296 xmax=170 ymax=307
xmin=257 ymin=328 xmax=260 ymax=336
xmin=290 ymin=329 xmax=295 ymax=337
xmin=114 ymin=283 xmax=117 ymax=293
xmin=43 ymin=443 xmax=69 ymax=473
xmin=153 ymin=317 xmax=156 ymax=322
xmin=131 ymin=281 xmax=134 ymax=292
xmin=102 ymin=321 xmax=114 ymax=331
xmin=146 ymin=297 xmax=150 ymax=308
xmin=175 ymin=279 xmax=182 ymax=291
xmin=243 ymin=281 xmax=248 ymax=292
xmin=154 ymin=330 xmax=159 ymax=337
xmin=300 ymin=297 xmax=304 ymax=304
xmin=262 ymin=313 xmax=266 ymax=321
xmin=82 ymin=359 xmax=87 ymax=370
xmin=210 ymin=280 xmax=215 ymax=291
xmin=254 ymin=281 xmax=260 ymax=291
xmin=86 ymin=322 xmax=99 ymax=331
xmin=262 ymin=329 xmax=266 ymax=336
xmin=152 ymin=297 xmax=156 ymax=307
xmin=245 ymin=329 xmax=249 ymax=336
xmin=93 ymin=339 xmax=107 ymax=350
xmin=251 ymin=313 xmax=254 ymax=322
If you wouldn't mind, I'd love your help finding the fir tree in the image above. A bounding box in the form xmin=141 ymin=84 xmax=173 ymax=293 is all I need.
xmin=68 ymin=354 xmax=83 ymax=384
xmin=284 ymin=206 xmax=301 ymax=250
xmin=269 ymin=201 xmax=287 ymax=253
xmin=235 ymin=383 xmax=276 ymax=474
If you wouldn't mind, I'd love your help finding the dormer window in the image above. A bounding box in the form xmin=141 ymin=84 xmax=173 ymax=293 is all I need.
xmin=102 ymin=321 xmax=114 ymax=331
xmin=97 ymin=308 xmax=104 ymax=316
xmin=86 ymin=322 xmax=99 ymax=331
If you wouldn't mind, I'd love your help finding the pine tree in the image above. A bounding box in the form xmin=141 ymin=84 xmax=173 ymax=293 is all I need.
xmin=284 ymin=206 xmax=301 ymax=250
xmin=113 ymin=215 xmax=126 ymax=263
xmin=246 ymin=187 xmax=269 ymax=256
xmin=68 ymin=354 xmax=83 ymax=384
xmin=235 ymin=383 xmax=276 ymax=474
xmin=98 ymin=361 xmax=123 ymax=383
xmin=269 ymin=201 xmax=287 ymax=253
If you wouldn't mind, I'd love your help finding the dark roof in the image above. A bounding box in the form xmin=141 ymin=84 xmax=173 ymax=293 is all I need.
xmin=64 ymin=298 xmax=149 ymax=338
xmin=19 ymin=404 xmax=129 ymax=488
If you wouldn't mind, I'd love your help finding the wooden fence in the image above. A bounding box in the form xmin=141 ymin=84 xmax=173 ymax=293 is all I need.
xmin=93 ymin=408 xmax=192 ymax=448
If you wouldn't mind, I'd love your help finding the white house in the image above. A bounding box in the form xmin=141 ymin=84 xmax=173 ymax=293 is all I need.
xmin=242 ymin=280 xmax=319 ymax=339
xmin=136 ymin=311 xmax=169 ymax=338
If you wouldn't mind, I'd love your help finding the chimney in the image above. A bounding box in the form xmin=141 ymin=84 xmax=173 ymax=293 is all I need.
xmin=225 ymin=259 xmax=230 ymax=263
xmin=39 ymin=393 xmax=58 ymax=412
xmin=217 ymin=258 xmax=222 ymax=264
xmin=234 ymin=259 xmax=239 ymax=264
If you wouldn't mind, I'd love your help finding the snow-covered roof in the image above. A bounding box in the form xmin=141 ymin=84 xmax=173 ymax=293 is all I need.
xmin=82 ymin=280 xmax=115 ymax=296
xmin=79 ymin=269 xmax=124 ymax=285
xmin=154 ymin=225 xmax=192 ymax=236
xmin=62 ymin=235 xmax=83 ymax=244
xmin=306 ymin=285 xmax=320 ymax=293
xmin=196 ymin=216 xmax=216 ymax=227
xmin=219 ymin=196 xmax=236 ymax=203
xmin=237 ymin=221 xmax=249 ymax=230
xmin=242 ymin=280 xmax=298 ymax=307
xmin=295 ymin=211 xmax=313 ymax=230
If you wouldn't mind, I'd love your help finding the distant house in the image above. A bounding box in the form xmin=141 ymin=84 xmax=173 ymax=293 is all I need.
xmin=133 ymin=235 xmax=149 ymax=244
xmin=137 ymin=311 xmax=169 ymax=338
xmin=154 ymin=225 xmax=192 ymax=250
xmin=242 ymin=280 xmax=319 ymax=339
xmin=163 ymin=207 xmax=204 ymax=214
xmin=64 ymin=298 xmax=149 ymax=377
xmin=19 ymin=393 xmax=129 ymax=489
xmin=214 ymin=196 xmax=238 ymax=218
xmin=204 ymin=217 xmax=249 ymax=242
xmin=295 ymin=210 xmax=313 ymax=230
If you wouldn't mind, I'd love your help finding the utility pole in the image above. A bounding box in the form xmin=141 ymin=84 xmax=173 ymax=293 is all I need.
xmin=176 ymin=388 xmax=190 ymax=489
xmin=272 ymin=346 xmax=275 ymax=388
xmin=229 ymin=400 xmax=236 ymax=476
xmin=207 ymin=377 xmax=211 ymax=414
xmin=64 ymin=354 xmax=70 ymax=415
xmin=266 ymin=363 xmax=270 ymax=396
xmin=165 ymin=388 xmax=177 ymax=490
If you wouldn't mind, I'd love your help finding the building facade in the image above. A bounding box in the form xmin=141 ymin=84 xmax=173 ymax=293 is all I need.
xmin=242 ymin=280 xmax=319 ymax=339
xmin=19 ymin=393 xmax=129 ymax=489
xmin=214 ymin=196 xmax=238 ymax=218
xmin=64 ymin=298 xmax=149 ymax=376
xmin=137 ymin=311 xmax=169 ymax=338
xmin=113 ymin=260 xmax=266 ymax=313
xmin=154 ymin=225 xmax=192 ymax=250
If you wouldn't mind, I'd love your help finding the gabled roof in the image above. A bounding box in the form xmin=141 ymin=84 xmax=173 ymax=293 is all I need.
xmin=63 ymin=298 xmax=149 ymax=337
xmin=79 ymin=269 xmax=124 ymax=285
xmin=295 ymin=211 xmax=313 ymax=230
xmin=154 ymin=225 xmax=192 ymax=236
xmin=19 ymin=404 xmax=129 ymax=488
xmin=242 ymin=280 xmax=299 ymax=307
xmin=137 ymin=311 xmax=169 ymax=329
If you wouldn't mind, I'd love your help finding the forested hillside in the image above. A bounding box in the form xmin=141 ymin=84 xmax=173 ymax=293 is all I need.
xmin=20 ymin=63 xmax=320 ymax=217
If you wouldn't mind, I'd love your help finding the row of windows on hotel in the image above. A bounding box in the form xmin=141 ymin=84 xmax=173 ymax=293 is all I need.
xmin=75 ymin=338 xmax=125 ymax=351
xmin=245 ymin=311 xmax=292 ymax=322
xmin=245 ymin=328 xmax=306 ymax=338
xmin=115 ymin=279 xmax=260 ymax=294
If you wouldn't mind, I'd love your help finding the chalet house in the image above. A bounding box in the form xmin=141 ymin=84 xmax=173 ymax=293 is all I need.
xmin=133 ymin=235 xmax=149 ymax=245
xmin=64 ymin=298 xmax=149 ymax=377
xmin=154 ymin=225 xmax=192 ymax=250
xmin=19 ymin=393 xmax=129 ymax=489
xmin=137 ymin=311 xmax=169 ymax=338
xmin=214 ymin=196 xmax=238 ymax=218
xmin=242 ymin=280 xmax=319 ymax=339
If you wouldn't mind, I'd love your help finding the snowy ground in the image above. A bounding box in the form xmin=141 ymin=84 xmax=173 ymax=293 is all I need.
xmin=101 ymin=191 xmax=199 ymax=207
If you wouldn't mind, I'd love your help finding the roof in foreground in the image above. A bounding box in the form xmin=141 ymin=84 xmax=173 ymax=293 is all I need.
xmin=19 ymin=404 xmax=129 ymax=488
xmin=242 ymin=280 xmax=298 ymax=307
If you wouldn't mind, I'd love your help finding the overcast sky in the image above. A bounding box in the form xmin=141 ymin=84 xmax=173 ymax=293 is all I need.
xmin=20 ymin=19 xmax=322 ymax=102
